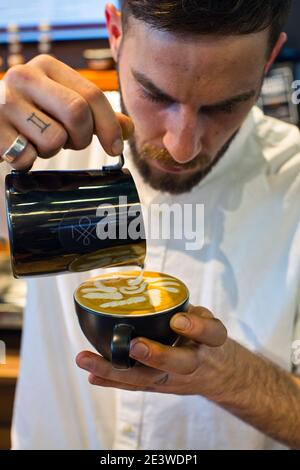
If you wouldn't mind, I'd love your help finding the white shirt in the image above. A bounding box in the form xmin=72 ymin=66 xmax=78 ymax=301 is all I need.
xmin=0 ymin=92 xmax=299 ymax=450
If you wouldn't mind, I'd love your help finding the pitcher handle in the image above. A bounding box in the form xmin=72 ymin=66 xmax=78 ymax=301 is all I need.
xmin=102 ymin=153 xmax=125 ymax=172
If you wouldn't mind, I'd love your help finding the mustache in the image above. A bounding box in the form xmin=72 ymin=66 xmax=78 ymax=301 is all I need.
xmin=139 ymin=144 xmax=211 ymax=171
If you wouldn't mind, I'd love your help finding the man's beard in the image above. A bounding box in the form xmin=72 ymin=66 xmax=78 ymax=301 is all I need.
xmin=128 ymin=133 xmax=238 ymax=194
xmin=119 ymin=92 xmax=239 ymax=195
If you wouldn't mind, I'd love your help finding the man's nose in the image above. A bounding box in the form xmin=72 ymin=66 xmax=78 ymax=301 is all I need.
xmin=162 ymin=106 xmax=204 ymax=164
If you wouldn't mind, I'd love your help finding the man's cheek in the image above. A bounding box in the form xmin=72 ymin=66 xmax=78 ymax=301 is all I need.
xmin=132 ymin=120 xmax=164 ymax=152
xmin=207 ymin=114 xmax=243 ymax=146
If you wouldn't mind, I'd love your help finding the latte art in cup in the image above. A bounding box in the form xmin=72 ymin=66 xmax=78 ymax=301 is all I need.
xmin=74 ymin=270 xmax=190 ymax=368
xmin=75 ymin=271 xmax=189 ymax=316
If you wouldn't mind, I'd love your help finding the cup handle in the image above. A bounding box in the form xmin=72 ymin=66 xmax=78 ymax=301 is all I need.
xmin=111 ymin=323 xmax=136 ymax=370
xmin=102 ymin=153 xmax=125 ymax=172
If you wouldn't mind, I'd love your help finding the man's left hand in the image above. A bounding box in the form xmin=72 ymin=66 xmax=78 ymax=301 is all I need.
xmin=76 ymin=305 xmax=231 ymax=398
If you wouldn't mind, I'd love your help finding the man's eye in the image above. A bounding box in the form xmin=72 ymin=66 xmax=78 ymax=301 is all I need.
xmin=203 ymin=103 xmax=236 ymax=115
xmin=140 ymin=89 xmax=171 ymax=104
xmin=217 ymin=104 xmax=235 ymax=114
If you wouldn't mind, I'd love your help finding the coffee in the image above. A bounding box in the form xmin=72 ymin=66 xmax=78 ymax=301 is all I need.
xmin=75 ymin=270 xmax=189 ymax=316
xmin=74 ymin=270 xmax=190 ymax=368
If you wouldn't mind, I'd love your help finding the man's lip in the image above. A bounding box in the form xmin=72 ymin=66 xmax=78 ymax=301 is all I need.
xmin=149 ymin=159 xmax=194 ymax=174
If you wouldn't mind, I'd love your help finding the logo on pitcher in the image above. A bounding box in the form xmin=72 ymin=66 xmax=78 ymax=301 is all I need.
xmin=72 ymin=217 xmax=97 ymax=246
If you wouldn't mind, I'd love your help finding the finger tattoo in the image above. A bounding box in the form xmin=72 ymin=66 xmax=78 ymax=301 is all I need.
xmin=27 ymin=112 xmax=51 ymax=133
xmin=154 ymin=374 xmax=169 ymax=385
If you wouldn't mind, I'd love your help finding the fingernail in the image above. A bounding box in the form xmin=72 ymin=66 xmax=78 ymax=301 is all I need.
xmin=172 ymin=315 xmax=190 ymax=331
xmin=112 ymin=138 xmax=124 ymax=155
xmin=130 ymin=342 xmax=150 ymax=359
xmin=79 ymin=357 xmax=92 ymax=369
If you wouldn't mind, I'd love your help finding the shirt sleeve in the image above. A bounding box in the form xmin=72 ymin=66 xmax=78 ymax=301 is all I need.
xmin=0 ymin=161 xmax=10 ymax=240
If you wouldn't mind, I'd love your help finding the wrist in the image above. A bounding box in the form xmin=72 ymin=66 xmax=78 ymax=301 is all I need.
xmin=200 ymin=338 xmax=244 ymax=404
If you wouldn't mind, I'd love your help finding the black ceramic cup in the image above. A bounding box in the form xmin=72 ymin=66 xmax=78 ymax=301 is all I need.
xmin=74 ymin=271 xmax=189 ymax=370
xmin=5 ymin=155 xmax=146 ymax=278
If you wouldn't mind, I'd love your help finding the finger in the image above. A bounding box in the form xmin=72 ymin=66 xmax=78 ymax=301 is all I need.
xmin=129 ymin=337 xmax=200 ymax=374
xmin=115 ymin=112 xmax=135 ymax=140
xmin=76 ymin=351 xmax=161 ymax=385
xmin=28 ymin=56 xmax=132 ymax=154
xmin=2 ymin=93 xmax=69 ymax=160
xmin=188 ymin=304 xmax=214 ymax=318
xmin=7 ymin=69 xmax=95 ymax=151
xmin=87 ymin=373 xmax=173 ymax=394
xmin=170 ymin=307 xmax=227 ymax=347
xmin=77 ymin=351 xmax=183 ymax=393
xmin=0 ymin=121 xmax=38 ymax=170
xmin=88 ymin=374 xmax=142 ymax=392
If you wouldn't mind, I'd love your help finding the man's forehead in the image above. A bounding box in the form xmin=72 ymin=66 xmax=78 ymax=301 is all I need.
xmin=125 ymin=21 xmax=268 ymax=98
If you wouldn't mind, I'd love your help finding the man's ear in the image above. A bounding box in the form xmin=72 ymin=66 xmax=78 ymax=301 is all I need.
xmin=264 ymin=32 xmax=288 ymax=74
xmin=105 ymin=3 xmax=123 ymax=62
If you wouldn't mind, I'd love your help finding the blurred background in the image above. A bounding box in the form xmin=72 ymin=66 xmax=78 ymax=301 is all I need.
xmin=0 ymin=0 xmax=299 ymax=450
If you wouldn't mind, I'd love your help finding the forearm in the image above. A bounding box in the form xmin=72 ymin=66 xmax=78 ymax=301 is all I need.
xmin=210 ymin=339 xmax=300 ymax=449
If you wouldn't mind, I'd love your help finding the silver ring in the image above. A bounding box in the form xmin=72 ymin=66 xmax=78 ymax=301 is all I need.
xmin=1 ymin=134 xmax=29 ymax=163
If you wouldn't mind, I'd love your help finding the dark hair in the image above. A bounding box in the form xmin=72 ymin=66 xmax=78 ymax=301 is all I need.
xmin=121 ymin=0 xmax=292 ymax=52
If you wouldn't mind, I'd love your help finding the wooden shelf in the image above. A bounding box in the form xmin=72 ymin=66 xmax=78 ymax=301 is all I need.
xmin=0 ymin=426 xmax=10 ymax=450
xmin=0 ymin=350 xmax=19 ymax=450
xmin=0 ymin=350 xmax=19 ymax=383
xmin=0 ymin=69 xmax=118 ymax=91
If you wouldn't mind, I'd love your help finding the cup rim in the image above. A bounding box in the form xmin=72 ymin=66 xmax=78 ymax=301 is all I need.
xmin=74 ymin=293 xmax=189 ymax=318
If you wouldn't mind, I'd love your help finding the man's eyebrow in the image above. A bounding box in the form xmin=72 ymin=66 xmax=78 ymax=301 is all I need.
xmin=202 ymin=90 xmax=257 ymax=109
xmin=132 ymin=69 xmax=179 ymax=103
xmin=132 ymin=68 xmax=257 ymax=109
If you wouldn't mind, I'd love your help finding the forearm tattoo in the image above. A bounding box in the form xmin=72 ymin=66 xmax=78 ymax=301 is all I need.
xmin=27 ymin=112 xmax=51 ymax=133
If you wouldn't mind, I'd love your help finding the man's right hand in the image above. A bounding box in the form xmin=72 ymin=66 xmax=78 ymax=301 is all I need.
xmin=0 ymin=54 xmax=134 ymax=170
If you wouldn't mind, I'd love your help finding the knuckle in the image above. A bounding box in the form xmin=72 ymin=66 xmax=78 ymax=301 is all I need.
xmin=150 ymin=345 xmax=166 ymax=366
xmin=179 ymin=355 xmax=199 ymax=377
xmin=193 ymin=318 xmax=205 ymax=336
xmin=70 ymin=133 xmax=93 ymax=151
xmin=38 ymin=127 xmax=67 ymax=157
xmin=89 ymin=374 xmax=101 ymax=385
xmin=4 ymin=64 xmax=32 ymax=86
xmin=50 ymin=126 xmax=68 ymax=148
xmin=215 ymin=319 xmax=227 ymax=339
xmin=199 ymin=307 xmax=214 ymax=319
xmin=83 ymin=85 xmax=104 ymax=104
xmin=52 ymin=127 xmax=68 ymax=148
xmin=38 ymin=146 xmax=58 ymax=159
xmin=64 ymin=96 xmax=90 ymax=126
xmin=0 ymin=85 xmax=14 ymax=109
xmin=89 ymin=361 xmax=97 ymax=375
xmin=29 ymin=53 xmax=55 ymax=68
